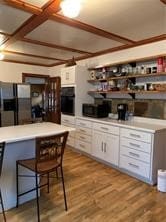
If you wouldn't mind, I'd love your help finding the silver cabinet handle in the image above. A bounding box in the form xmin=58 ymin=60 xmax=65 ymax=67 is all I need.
xmin=80 ymin=136 xmax=85 ymax=140
xmin=80 ymin=129 xmax=86 ymax=133
xmin=129 ymin=152 xmax=140 ymax=158
xmin=101 ymin=142 xmax=104 ymax=152
xmin=129 ymin=142 xmax=140 ymax=148
xmin=101 ymin=127 xmax=109 ymax=131
xmin=79 ymin=144 xmax=85 ymax=149
xmin=104 ymin=143 xmax=106 ymax=152
xmin=128 ymin=163 xmax=139 ymax=169
xmin=130 ymin=133 xmax=141 ymax=138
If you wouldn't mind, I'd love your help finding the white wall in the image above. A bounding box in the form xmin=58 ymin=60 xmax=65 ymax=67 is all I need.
xmin=0 ymin=40 xmax=165 ymax=83
xmin=49 ymin=40 xmax=166 ymax=76
xmin=0 ymin=61 xmax=48 ymax=83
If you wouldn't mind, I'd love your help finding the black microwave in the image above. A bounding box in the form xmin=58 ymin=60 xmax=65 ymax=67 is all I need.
xmin=82 ymin=103 xmax=109 ymax=118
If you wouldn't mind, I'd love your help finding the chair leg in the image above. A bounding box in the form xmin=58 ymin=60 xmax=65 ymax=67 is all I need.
xmin=60 ymin=166 xmax=68 ymax=211
xmin=16 ymin=162 xmax=19 ymax=208
xmin=35 ymin=173 xmax=40 ymax=222
xmin=47 ymin=173 xmax=50 ymax=193
xmin=0 ymin=189 xmax=6 ymax=222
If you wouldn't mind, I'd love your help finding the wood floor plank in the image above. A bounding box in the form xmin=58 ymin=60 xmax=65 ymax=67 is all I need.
xmin=3 ymin=148 xmax=166 ymax=222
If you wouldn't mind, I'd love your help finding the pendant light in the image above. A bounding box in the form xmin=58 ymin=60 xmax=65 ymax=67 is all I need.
xmin=60 ymin=0 xmax=81 ymax=18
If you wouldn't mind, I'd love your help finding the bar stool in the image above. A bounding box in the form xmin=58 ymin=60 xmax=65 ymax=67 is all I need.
xmin=0 ymin=142 xmax=6 ymax=222
xmin=16 ymin=131 xmax=69 ymax=222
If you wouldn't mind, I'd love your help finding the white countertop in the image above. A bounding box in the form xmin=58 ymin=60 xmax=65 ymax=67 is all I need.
xmin=0 ymin=122 xmax=75 ymax=143
xmin=77 ymin=116 xmax=166 ymax=133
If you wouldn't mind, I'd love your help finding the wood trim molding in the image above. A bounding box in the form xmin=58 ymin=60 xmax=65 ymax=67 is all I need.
xmin=2 ymin=0 xmax=42 ymax=15
xmin=160 ymin=0 xmax=166 ymax=4
xmin=50 ymin=35 xmax=166 ymax=66
xmin=2 ymin=59 xmax=51 ymax=67
xmin=22 ymin=38 xmax=92 ymax=55
xmin=3 ymin=50 xmax=67 ymax=62
xmin=51 ymin=14 xmax=135 ymax=45
xmin=22 ymin=73 xmax=50 ymax=82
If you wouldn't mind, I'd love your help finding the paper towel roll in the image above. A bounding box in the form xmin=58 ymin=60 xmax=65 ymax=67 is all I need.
xmin=157 ymin=169 xmax=166 ymax=192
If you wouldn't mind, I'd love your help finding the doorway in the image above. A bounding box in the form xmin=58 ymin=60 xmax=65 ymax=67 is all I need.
xmin=22 ymin=73 xmax=61 ymax=124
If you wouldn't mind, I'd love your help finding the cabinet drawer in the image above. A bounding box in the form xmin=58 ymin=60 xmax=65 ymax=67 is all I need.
xmin=67 ymin=136 xmax=75 ymax=147
xmin=121 ymin=128 xmax=151 ymax=143
xmin=61 ymin=115 xmax=75 ymax=125
xmin=93 ymin=122 xmax=119 ymax=135
xmin=120 ymin=155 xmax=150 ymax=179
xmin=76 ymin=119 xmax=92 ymax=128
xmin=76 ymin=126 xmax=92 ymax=136
xmin=120 ymin=137 xmax=151 ymax=153
xmin=120 ymin=146 xmax=151 ymax=163
xmin=75 ymin=140 xmax=91 ymax=154
xmin=76 ymin=133 xmax=91 ymax=143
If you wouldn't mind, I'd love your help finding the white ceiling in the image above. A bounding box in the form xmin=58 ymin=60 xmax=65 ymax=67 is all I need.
xmin=0 ymin=5 xmax=32 ymax=34
xmin=76 ymin=0 xmax=165 ymax=41
xmin=26 ymin=20 xmax=123 ymax=53
xmin=23 ymin=0 xmax=49 ymax=8
xmin=6 ymin=41 xmax=83 ymax=60
xmin=0 ymin=0 xmax=165 ymax=67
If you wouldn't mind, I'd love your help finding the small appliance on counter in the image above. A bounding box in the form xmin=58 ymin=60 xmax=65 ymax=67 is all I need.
xmin=117 ymin=103 xmax=128 ymax=120
xmin=82 ymin=103 xmax=109 ymax=118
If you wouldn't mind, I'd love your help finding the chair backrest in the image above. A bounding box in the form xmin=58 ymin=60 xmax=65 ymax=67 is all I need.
xmin=0 ymin=142 xmax=5 ymax=177
xmin=35 ymin=131 xmax=69 ymax=168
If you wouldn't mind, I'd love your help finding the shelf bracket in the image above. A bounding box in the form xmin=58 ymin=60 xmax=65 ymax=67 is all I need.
xmin=128 ymin=77 xmax=136 ymax=84
xmin=100 ymin=93 xmax=107 ymax=98
xmin=128 ymin=93 xmax=135 ymax=99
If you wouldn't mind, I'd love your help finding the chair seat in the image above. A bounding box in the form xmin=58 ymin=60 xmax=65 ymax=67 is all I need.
xmin=17 ymin=158 xmax=60 ymax=174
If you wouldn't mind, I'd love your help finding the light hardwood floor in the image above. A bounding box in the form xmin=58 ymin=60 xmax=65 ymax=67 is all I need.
xmin=3 ymin=148 xmax=166 ymax=222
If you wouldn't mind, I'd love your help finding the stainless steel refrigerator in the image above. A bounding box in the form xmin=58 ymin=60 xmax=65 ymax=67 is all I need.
xmin=0 ymin=82 xmax=31 ymax=127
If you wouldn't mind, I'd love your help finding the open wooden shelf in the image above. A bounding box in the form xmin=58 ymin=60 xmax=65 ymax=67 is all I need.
xmin=88 ymin=89 xmax=166 ymax=99
xmin=88 ymin=72 xmax=166 ymax=83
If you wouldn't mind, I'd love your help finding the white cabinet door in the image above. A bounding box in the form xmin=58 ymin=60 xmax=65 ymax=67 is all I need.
xmin=104 ymin=134 xmax=119 ymax=166
xmin=92 ymin=131 xmax=104 ymax=160
xmin=61 ymin=66 xmax=76 ymax=85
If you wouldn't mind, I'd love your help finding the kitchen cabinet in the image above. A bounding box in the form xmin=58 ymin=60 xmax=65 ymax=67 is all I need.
xmin=92 ymin=122 xmax=120 ymax=166
xmin=61 ymin=65 xmax=93 ymax=116
xmin=75 ymin=119 xmax=92 ymax=154
xmin=61 ymin=114 xmax=75 ymax=147
xmin=119 ymin=127 xmax=166 ymax=184
xmin=61 ymin=66 xmax=76 ymax=85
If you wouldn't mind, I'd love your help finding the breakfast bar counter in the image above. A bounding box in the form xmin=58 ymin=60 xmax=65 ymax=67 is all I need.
xmin=0 ymin=122 xmax=74 ymax=211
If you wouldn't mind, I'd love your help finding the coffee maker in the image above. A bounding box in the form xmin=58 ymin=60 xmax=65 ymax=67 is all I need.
xmin=117 ymin=104 xmax=128 ymax=120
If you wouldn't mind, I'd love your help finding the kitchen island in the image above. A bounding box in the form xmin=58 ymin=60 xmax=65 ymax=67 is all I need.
xmin=0 ymin=122 xmax=74 ymax=211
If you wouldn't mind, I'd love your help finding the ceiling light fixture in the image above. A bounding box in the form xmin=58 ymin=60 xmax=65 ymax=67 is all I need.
xmin=0 ymin=52 xmax=4 ymax=60
xmin=60 ymin=0 xmax=82 ymax=18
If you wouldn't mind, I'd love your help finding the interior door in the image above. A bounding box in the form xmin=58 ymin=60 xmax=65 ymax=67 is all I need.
xmin=45 ymin=77 xmax=61 ymax=124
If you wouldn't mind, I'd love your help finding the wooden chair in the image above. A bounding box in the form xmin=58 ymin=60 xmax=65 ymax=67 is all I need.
xmin=16 ymin=131 xmax=69 ymax=222
xmin=0 ymin=142 xmax=6 ymax=222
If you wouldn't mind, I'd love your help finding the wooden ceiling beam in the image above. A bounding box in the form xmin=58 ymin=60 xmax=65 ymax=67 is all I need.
xmin=1 ymin=0 xmax=61 ymax=49
xmin=160 ymin=0 xmax=166 ymax=4
xmin=51 ymin=14 xmax=135 ymax=45
xmin=22 ymin=38 xmax=93 ymax=55
xmin=2 ymin=59 xmax=51 ymax=67
xmin=2 ymin=0 xmax=42 ymax=15
xmin=3 ymin=50 xmax=67 ymax=62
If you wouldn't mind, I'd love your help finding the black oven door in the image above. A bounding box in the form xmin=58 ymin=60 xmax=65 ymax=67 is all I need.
xmin=61 ymin=87 xmax=75 ymax=116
